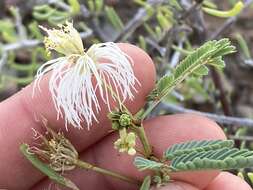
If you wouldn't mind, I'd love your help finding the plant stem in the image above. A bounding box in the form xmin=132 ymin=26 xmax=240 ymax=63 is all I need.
xmin=210 ymin=68 xmax=232 ymax=116
xmin=141 ymin=101 xmax=160 ymax=120
xmin=74 ymin=159 xmax=140 ymax=185
xmin=133 ymin=124 xmax=152 ymax=158
xmin=140 ymin=57 xmax=212 ymax=120
xmin=103 ymin=79 xmax=153 ymax=158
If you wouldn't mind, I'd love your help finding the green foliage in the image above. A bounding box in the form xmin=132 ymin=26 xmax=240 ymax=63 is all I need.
xmin=134 ymin=157 xmax=164 ymax=171
xmin=134 ymin=0 xmax=154 ymax=17
xmin=248 ymin=173 xmax=253 ymax=185
xmin=138 ymin=35 xmax=147 ymax=51
xmin=87 ymin=0 xmax=104 ymax=14
xmin=203 ymin=0 xmax=218 ymax=9
xmin=68 ymin=0 xmax=81 ymax=14
xmin=32 ymin=0 xmax=80 ymax=25
xmin=136 ymin=0 xmax=181 ymax=39
xmin=235 ymin=33 xmax=252 ymax=59
xmin=0 ymin=19 xmax=17 ymax=42
xmin=156 ymin=9 xmax=173 ymax=30
xmin=28 ymin=21 xmax=43 ymax=39
xmin=134 ymin=140 xmax=253 ymax=174
xmin=156 ymin=75 xmax=174 ymax=95
xmin=33 ymin=4 xmax=69 ymax=25
xmin=105 ymin=6 xmax=124 ymax=30
xmin=174 ymin=77 xmax=211 ymax=103
xmin=171 ymin=147 xmax=253 ymax=171
xmin=202 ymin=1 xmax=244 ymax=18
xmin=168 ymin=0 xmax=182 ymax=10
xmin=148 ymin=39 xmax=236 ymax=101
xmin=1 ymin=47 xmax=48 ymax=89
xmin=165 ymin=140 xmax=234 ymax=160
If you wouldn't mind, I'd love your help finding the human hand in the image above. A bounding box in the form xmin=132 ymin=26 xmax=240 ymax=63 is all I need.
xmin=0 ymin=44 xmax=251 ymax=190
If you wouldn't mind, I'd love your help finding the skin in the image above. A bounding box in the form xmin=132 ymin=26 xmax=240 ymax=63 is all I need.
xmin=0 ymin=44 xmax=251 ymax=190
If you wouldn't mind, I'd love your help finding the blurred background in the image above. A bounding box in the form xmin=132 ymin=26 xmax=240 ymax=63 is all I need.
xmin=0 ymin=0 xmax=253 ymax=186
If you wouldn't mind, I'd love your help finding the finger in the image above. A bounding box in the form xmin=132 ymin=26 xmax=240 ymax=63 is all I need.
xmin=152 ymin=182 xmax=199 ymax=190
xmin=33 ymin=114 xmax=226 ymax=190
xmin=0 ymin=44 xmax=156 ymax=189
xmin=204 ymin=172 xmax=252 ymax=190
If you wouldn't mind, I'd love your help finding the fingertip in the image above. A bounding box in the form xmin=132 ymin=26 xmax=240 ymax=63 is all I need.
xmin=152 ymin=182 xmax=199 ymax=190
xmin=175 ymin=113 xmax=227 ymax=140
xmin=118 ymin=43 xmax=155 ymax=71
xmin=118 ymin=43 xmax=156 ymax=95
xmin=205 ymin=172 xmax=252 ymax=190
xmin=145 ymin=113 xmax=226 ymax=156
xmin=144 ymin=113 xmax=226 ymax=189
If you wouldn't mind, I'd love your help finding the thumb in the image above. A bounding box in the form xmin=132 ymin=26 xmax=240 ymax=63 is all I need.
xmin=152 ymin=182 xmax=199 ymax=190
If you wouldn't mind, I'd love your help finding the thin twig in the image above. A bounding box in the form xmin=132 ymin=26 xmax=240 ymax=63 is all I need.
xmin=155 ymin=103 xmax=253 ymax=128
xmin=210 ymin=68 xmax=232 ymax=116
xmin=13 ymin=7 xmax=27 ymax=40
xmin=74 ymin=159 xmax=139 ymax=185
xmin=207 ymin=0 xmax=253 ymax=116
xmin=2 ymin=30 xmax=93 ymax=53
xmin=3 ymin=39 xmax=41 ymax=52
xmin=0 ymin=52 xmax=8 ymax=71
xmin=80 ymin=4 xmax=91 ymax=18
xmin=179 ymin=1 xmax=202 ymax=20
xmin=210 ymin=0 xmax=253 ymax=40
xmin=228 ymin=135 xmax=253 ymax=141
xmin=91 ymin=18 xmax=110 ymax=42
xmin=47 ymin=0 xmax=71 ymax=11
xmin=0 ymin=31 xmax=93 ymax=70
xmin=114 ymin=0 xmax=165 ymax=42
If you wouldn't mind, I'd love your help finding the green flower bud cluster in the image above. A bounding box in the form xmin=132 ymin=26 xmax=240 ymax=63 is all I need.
xmin=108 ymin=111 xmax=133 ymax=130
xmin=152 ymin=172 xmax=170 ymax=188
xmin=119 ymin=114 xmax=132 ymax=127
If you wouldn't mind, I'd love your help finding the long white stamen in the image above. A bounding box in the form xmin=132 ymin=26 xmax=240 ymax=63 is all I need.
xmin=34 ymin=22 xmax=140 ymax=129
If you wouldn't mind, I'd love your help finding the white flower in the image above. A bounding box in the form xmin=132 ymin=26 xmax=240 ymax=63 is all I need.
xmin=39 ymin=21 xmax=84 ymax=56
xmin=34 ymin=21 xmax=139 ymax=129
xmin=114 ymin=128 xmax=136 ymax=155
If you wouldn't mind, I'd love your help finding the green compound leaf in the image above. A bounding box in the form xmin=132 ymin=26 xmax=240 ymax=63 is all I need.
xmin=208 ymin=57 xmax=225 ymax=69
xmin=134 ymin=140 xmax=253 ymax=174
xmin=165 ymin=140 xmax=234 ymax=160
xmin=140 ymin=176 xmax=151 ymax=190
xmin=147 ymin=38 xmax=235 ymax=102
xmin=192 ymin=65 xmax=209 ymax=76
xmin=147 ymin=75 xmax=174 ymax=101
xmin=211 ymin=38 xmax=236 ymax=57
xmin=170 ymin=147 xmax=253 ymax=172
xmin=173 ymin=41 xmax=215 ymax=79
xmin=134 ymin=157 xmax=164 ymax=171
xmin=157 ymin=75 xmax=174 ymax=94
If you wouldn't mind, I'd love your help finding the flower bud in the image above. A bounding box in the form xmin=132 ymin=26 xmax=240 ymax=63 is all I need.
xmin=119 ymin=113 xmax=132 ymax=127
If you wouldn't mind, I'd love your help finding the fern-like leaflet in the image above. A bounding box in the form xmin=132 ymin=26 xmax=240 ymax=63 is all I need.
xmin=148 ymin=38 xmax=235 ymax=101
xmin=165 ymin=139 xmax=234 ymax=160
xmin=134 ymin=140 xmax=253 ymax=173
xmin=134 ymin=157 xmax=164 ymax=171
xmin=171 ymin=147 xmax=253 ymax=171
